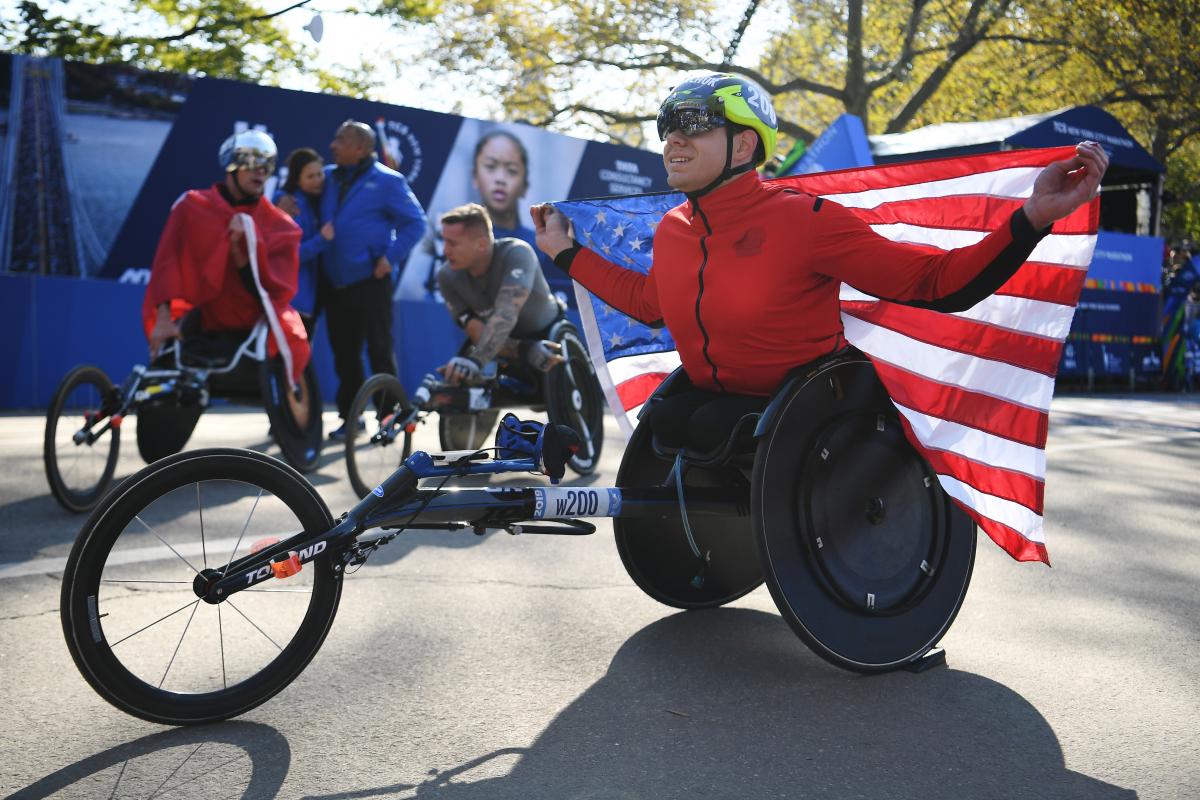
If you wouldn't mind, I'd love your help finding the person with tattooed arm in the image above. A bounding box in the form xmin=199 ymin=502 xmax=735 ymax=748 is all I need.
xmin=435 ymin=203 xmax=565 ymax=384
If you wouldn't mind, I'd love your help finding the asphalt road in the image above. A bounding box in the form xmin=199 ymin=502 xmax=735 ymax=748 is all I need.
xmin=1 ymin=394 xmax=1198 ymax=799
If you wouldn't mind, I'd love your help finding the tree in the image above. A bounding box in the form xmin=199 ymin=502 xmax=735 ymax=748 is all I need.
xmin=411 ymin=0 xmax=1041 ymax=146
xmin=0 ymin=0 xmax=439 ymax=96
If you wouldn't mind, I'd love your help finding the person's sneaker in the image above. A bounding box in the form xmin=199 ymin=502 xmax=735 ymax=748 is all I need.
xmin=327 ymin=417 xmax=365 ymax=442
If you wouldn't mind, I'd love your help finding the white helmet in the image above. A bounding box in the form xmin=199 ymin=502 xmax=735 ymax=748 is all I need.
xmin=218 ymin=129 xmax=277 ymax=173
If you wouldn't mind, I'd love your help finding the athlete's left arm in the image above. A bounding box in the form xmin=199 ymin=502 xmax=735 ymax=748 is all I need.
xmin=466 ymin=245 xmax=538 ymax=366
xmin=808 ymin=201 xmax=1049 ymax=312
xmin=812 ymin=142 xmax=1107 ymax=312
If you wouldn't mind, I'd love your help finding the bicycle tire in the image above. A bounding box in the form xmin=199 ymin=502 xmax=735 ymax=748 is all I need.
xmin=60 ymin=447 xmax=342 ymax=725
xmin=345 ymin=373 xmax=413 ymax=498
xmin=44 ymin=365 xmax=121 ymax=513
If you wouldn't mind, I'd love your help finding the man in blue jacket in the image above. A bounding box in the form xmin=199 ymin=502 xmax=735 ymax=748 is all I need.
xmin=321 ymin=119 xmax=427 ymax=439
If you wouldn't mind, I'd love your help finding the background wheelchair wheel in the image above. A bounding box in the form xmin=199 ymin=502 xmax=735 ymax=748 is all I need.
xmin=44 ymin=365 xmax=122 ymax=513
xmin=614 ymin=420 xmax=763 ymax=609
xmin=544 ymin=325 xmax=604 ymax=475
xmin=346 ymin=373 xmax=413 ymax=499
xmin=261 ymin=357 xmax=323 ymax=474
xmin=60 ymin=448 xmax=342 ymax=725
xmin=438 ymin=409 xmax=500 ymax=452
xmin=752 ymin=358 xmax=976 ymax=673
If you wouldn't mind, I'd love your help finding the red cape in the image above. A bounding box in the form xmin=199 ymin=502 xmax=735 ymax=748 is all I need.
xmin=142 ymin=187 xmax=309 ymax=379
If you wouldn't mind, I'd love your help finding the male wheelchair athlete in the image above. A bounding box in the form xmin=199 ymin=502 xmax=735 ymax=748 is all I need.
xmin=342 ymin=316 xmax=605 ymax=498
xmin=59 ymin=348 xmax=975 ymax=725
xmin=43 ymin=320 xmax=322 ymax=513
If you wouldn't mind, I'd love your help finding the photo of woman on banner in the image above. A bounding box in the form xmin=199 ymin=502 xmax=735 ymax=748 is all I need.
xmin=397 ymin=121 xmax=585 ymax=304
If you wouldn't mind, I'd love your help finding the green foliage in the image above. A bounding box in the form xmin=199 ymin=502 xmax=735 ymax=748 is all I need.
xmin=408 ymin=0 xmax=1200 ymax=237
xmin=0 ymin=0 xmax=418 ymax=95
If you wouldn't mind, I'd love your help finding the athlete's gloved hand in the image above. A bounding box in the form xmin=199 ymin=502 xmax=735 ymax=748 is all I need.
xmin=521 ymin=339 xmax=564 ymax=373
xmin=438 ymin=355 xmax=482 ymax=385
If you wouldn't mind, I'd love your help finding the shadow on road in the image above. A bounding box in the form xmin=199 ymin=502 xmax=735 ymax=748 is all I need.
xmin=5 ymin=610 xmax=1138 ymax=799
xmin=305 ymin=608 xmax=1137 ymax=800
xmin=7 ymin=721 xmax=291 ymax=799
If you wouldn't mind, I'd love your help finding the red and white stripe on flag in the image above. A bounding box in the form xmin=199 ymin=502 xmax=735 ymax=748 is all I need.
xmin=783 ymin=146 xmax=1099 ymax=563
xmin=575 ymin=147 xmax=1098 ymax=564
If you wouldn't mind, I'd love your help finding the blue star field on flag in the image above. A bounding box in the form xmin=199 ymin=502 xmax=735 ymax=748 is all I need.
xmin=553 ymin=192 xmax=685 ymax=362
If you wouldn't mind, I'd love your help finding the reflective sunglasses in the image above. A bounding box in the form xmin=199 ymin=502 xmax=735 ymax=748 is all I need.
xmin=230 ymin=149 xmax=277 ymax=173
xmin=656 ymin=98 xmax=726 ymax=140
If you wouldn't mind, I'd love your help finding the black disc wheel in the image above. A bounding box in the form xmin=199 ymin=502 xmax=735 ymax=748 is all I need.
xmin=60 ymin=448 xmax=342 ymax=725
xmin=44 ymin=365 xmax=122 ymax=513
xmin=438 ymin=409 xmax=500 ymax=452
xmin=544 ymin=325 xmax=605 ymax=475
xmin=614 ymin=420 xmax=762 ymax=609
xmin=345 ymin=373 xmax=413 ymax=499
xmin=753 ymin=357 xmax=975 ymax=673
xmin=262 ymin=357 xmax=323 ymax=473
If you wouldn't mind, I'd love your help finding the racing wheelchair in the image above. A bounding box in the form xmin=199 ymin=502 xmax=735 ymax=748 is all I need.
xmin=59 ymin=349 xmax=976 ymax=725
xmin=43 ymin=319 xmax=322 ymax=513
xmin=342 ymin=316 xmax=605 ymax=498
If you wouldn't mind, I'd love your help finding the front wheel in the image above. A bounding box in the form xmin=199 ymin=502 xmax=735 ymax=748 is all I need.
xmin=345 ymin=373 xmax=413 ymax=499
xmin=44 ymin=365 xmax=121 ymax=513
xmin=60 ymin=448 xmax=342 ymax=725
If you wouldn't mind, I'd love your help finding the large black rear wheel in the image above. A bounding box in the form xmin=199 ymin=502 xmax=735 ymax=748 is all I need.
xmin=753 ymin=357 xmax=975 ymax=673
xmin=44 ymin=365 xmax=122 ymax=513
xmin=60 ymin=448 xmax=342 ymax=725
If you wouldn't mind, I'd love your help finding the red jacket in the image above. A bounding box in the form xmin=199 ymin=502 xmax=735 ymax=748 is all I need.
xmin=143 ymin=186 xmax=310 ymax=380
xmin=568 ymin=172 xmax=1046 ymax=395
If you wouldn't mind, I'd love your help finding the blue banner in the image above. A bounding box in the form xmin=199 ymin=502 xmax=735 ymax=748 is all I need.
xmin=1087 ymin=230 xmax=1163 ymax=288
xmin=779 ymin=114 xmax=874 ymax=177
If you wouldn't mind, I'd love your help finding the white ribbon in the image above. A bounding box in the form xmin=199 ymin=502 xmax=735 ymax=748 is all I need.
xmin=237 ymin=212 xmax=295 ymax=387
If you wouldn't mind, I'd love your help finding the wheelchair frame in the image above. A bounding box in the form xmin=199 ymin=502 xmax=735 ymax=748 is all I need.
xmin=59 ymin=353 xmax=975 ymax=726
xmin=43 ymin=322 xmax=322 ymax=513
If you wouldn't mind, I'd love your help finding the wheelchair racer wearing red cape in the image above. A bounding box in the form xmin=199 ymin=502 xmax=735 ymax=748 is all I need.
xmin=142 ymin=129 xmax=310 ymax=385
xmin=532 ymin=73 xmax=1108 ymax=452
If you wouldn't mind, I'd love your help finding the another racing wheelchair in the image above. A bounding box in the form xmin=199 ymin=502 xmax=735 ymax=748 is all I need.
xmin=59 ymin=349 xmax=976 ymax=725
xmin=342 ymin=316 xmax=605 ymax=498
xmin=43 ymin=319 xmax=322 ymax=513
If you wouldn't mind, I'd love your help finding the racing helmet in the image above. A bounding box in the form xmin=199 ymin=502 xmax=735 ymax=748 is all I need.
xmin=656 ymin=73 xmax=778 ymax=166
xmin=218 ymin=129 xmax=278 ymax=174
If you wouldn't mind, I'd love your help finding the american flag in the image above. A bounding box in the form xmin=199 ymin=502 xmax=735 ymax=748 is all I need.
xmin=555 ymin=146 xmax=1100 ymax=564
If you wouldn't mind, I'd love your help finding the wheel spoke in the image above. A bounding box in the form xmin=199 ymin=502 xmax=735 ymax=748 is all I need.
xmin=224 ymin=597 xmax=283 ymax=651
xmin=134 ymin=515 xmax=203 ymax=575
xmin=109 ymin=598 xmax=200 ymax=648
xmin=218 ymin=604 xmax=227 ymax=690
xmin=219 ymin=488 xmax=263 ymax=578
xmin=159 ymin=600 xmax=202 ymax=688
xmin=198 ymin=483 xmax=208 ymax=570
xmin=100 ymin=579 xmax=193 ymax=585
xmin=241 ymin=588 xmax=313 ymax=594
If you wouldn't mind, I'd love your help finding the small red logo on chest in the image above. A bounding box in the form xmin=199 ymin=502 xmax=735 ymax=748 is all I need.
xmin=734 ymin=227 xmax=766 ymax=256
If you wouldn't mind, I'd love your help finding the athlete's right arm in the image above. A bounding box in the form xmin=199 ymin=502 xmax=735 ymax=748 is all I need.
xmin=532 ymin=203 xmax=662 ymax=325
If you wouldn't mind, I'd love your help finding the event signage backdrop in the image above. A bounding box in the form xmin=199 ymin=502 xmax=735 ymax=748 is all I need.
xmin=0 ymin=53 xmax=670 ymax=405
